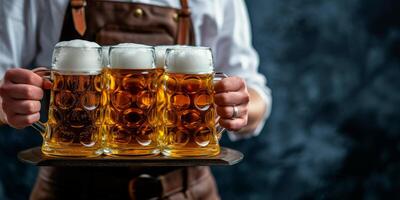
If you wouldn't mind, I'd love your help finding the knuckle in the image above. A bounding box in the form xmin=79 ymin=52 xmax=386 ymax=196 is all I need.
xmin=219 ymin=80 xmax=229 ymax=91
xmin=24 ymin=115 xmax=38 ymax=125
xmin=223 ymin=106 xmax=231 ymax=115
xmin=26 ymin=73 xmax=39 ymax=85
xmin=4 ymin=70 xmax=15 ymax=81
xmin=219 ymin=94 xmax=230 ymax=104
xmin=26 ymin=75 xmax=35 ymax=84
xmin=222 ymin=120 xmax=235 ymax=130
xmin=232 ymin=76 xmax=243 ymax=85
xmin=240 ymin=79 xmax=247 ymax=88
xmin=0 ymin=85 xmax=10 ymax=97
xmin=230 ymin=125 xmax=240 ymax=131
xmin=32 ymin=114 xmax=40 ymax=124
xmin=238 ymin=77 xmax=246 ymax=87
xmin=218 ymin=108 xmax=230 ymax=118
xmin=26 ymin=101 xmax=38 ymax=113
xmin=216 ymin=107 xmax=225 ymax=116
xmin=243 ymin=93 xmax=250 ymax=103
xmin=23 ymin=86 xmax=35 ymax=99
xmin=214 ymin=94 xmax=225 ymax=104
xmin=234 ymin=76 xmax=243 ymax=83
xmin=21 ymin=117 xmax=31 ymax=126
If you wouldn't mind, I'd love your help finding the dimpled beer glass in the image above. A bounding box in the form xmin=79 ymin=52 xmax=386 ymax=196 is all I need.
xmin=105 ymin=44 xmax=159 ymax=156
xmin=154 ymin=45 xmax=182 ymax=149
xmin=32 ymin=40 xmax=105 ymax=157
xmin=162 ymin=46 xmax=225 ymax=157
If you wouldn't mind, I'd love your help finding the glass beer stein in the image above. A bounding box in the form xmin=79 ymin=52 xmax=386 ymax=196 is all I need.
xmin=32 ymin=40 xmax=105 ymax=157
xmin=105 ymin=44 xmax=159 ymax=156
xmin=154 ymin=45 xmax=181 ymax=149
xmin=162 ymin=46 xmax=226 ymax=157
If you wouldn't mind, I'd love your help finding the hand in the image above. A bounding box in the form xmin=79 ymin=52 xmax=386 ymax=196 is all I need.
xmin=214 ymin=76 xmax=249 ymax=131
xmin=0 ymin=68 xmax=50 ymax=129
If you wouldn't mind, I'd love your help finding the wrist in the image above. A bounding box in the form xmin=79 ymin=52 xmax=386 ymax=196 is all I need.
xmin=235 ymin=88 xmax=267 ymax=135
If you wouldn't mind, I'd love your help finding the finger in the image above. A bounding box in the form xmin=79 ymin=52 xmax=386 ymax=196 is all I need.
xmin=3 ymin=100 xmax=41 ymax=115
xmin=4 ymin=68 xmax=44 ymax=87
xmin=43 ymin=79 xmax=52 ymax=90
xmin=214 ymin=91 xmax=250 ymax=106
xmin=219 ymin=117 xmax=248 ymax=131
xmin=214 ymin=76 xmax=246 ymax=93
xmin=7 ymin=113 xmax=40 ymax=129
xmin=216 ymin=104 xmax=248 ymax=119
xmin=1 ymin=84 xmax=44 ymax=100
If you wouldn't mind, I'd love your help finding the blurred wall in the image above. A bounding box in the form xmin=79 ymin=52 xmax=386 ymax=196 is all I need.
xmin=0 ymin=0 xmax=399 ymax=199
xmin=213 ymin=0 xmax=400 ymax=199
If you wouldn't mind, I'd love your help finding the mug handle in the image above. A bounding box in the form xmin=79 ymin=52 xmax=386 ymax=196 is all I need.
xmin=31 ymin=68 xmax=52 ymax=136
xmin=213 ymin=72 xmax=228 ymax=140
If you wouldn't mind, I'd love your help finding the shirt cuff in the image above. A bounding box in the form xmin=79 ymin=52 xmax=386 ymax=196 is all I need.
xmin=227 ymin=83 xmax=272 ymax=141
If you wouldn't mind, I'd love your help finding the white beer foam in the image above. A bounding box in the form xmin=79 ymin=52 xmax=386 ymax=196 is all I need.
xmin=165 ymin=46 xmax=213 ymax=74
xmin=53 ymin=40 xmax=102 ymax=72
xmin=101 ymin=46 xmax=110 ymax=67
xmin=155 ymin=45 xmax=183 ymax=69
xmin=109 ymin=43 xmax=155 ymax=69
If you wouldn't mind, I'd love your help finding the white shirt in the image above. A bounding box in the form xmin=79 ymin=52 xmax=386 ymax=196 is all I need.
xmin=0 ymin=0 xmax=271 ymax=139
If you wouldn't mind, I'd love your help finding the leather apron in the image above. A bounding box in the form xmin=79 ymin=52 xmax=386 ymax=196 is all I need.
xmin=30 ymin=0 xmax=219 ymax=199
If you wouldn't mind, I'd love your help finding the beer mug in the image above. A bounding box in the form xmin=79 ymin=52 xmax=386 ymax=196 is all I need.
xmin=32 ymin=40 xmax=105 ymax=157
xmin=105 ymin=44 xmax=159 ymax=156
xmin=162 ymin=46 xmax=226 ymax=157
xmin=154 ymin=45 xmax=182 ymax=148
xmin=101 ymin=46 xmax=111 ymax=67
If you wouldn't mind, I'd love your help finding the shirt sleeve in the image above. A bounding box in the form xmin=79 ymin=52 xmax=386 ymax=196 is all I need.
xmin=213 ymin=0 xmax=272 ymax=140
xmin=0 ymin=0 xmax=40 ymax=78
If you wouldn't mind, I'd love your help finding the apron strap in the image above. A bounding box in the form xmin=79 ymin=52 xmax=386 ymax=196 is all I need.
xmin=70 ymin=0 xmax=87 ymax=36
xmin=69 ymin=0 xmax=191 ymax=43
xmin=177 ymin=0 xmax=191 ymax=45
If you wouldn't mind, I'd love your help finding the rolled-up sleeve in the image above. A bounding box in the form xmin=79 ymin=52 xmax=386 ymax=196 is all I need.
xmin=213 ymin=0 xmax=272 ymax=140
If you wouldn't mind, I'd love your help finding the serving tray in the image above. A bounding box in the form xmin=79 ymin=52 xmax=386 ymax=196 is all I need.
xmin=18 ymin=147 xmax=243 ymax=167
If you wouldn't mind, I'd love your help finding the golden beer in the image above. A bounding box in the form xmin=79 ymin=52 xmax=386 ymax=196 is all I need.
xmin=162 ymin=73 xmax=219 ymax=157
xmin=105 ymin=44 xmax=159 ymax=155
xmin=42 ymin=72 xmax=105 ymax=156
xmin=154 ymin=45 xmax=177 ymax=149
xmin=34 ymin=40 xmax=105 ymax=157
xmin=162 ymin=46 xmax=223 ymax=157
xmin=155 ymin=68 xmax=166 ymax=148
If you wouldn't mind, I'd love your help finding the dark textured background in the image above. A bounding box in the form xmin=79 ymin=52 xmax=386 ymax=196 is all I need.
xmin=1 ymin=0 xmax=400 ymax=199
